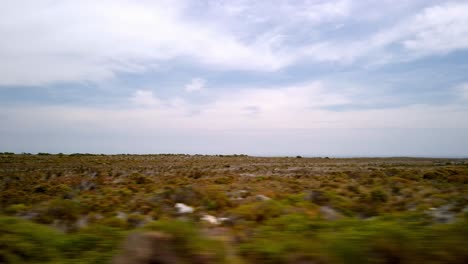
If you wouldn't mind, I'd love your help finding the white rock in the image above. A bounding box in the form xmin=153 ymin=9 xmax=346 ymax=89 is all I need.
xmin=175 ymin=203 xmax=194 ymax=214
xmin=256 ymin=194 xmax=271 ymax=201
xmin=201 ymin=215 xmax=219 ymax=225
xmin=319 ymin=206 xmax=342 ymax=221
xmin=116 ymin=211 xmax=127 ymax=220
xmin=76 ymin=216 xmax=88 ymax=229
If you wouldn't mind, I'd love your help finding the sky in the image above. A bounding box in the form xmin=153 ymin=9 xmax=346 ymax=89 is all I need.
xmin=1 ymin=0 xmax=468 ymax=157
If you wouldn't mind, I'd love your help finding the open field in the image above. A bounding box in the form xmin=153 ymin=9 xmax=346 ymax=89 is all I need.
xmin=1 ymin=153 xmax=468 ymax=263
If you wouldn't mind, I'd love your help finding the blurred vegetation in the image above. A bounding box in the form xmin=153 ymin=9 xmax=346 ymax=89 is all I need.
xmin=0 ymin=154 xmax=467 ymax=263
xmin=239 ymin=213 xmax=468 ymax=263
xmin=0 ymin=216 xmax=124 ymax=263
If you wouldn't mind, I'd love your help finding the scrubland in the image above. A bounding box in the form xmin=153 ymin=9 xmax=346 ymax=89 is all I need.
xmin=1 ymin=153 xmax=467 ymax=263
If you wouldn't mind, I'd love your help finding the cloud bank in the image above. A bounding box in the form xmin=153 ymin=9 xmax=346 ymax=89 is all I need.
xmin=1 ymin=0 xmax=468 ymax=156
xmin=2 ymin=1 xmax=468 ymax=85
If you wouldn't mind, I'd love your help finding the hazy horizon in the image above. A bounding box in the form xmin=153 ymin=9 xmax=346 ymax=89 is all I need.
xmin=1 ymin=1 xmax=468 ymax=156
xmin=3 ymin=127 xmax=468 ymax=158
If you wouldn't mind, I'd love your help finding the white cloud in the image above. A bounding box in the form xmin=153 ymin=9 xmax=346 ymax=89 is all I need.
xmin=1 ymin=1 xmax=468 ymax=86
xmin=301 ymin=0 xmax=351 ymax=22
xmin=185 ymin=78 xmax=205 ymax=92
xmin=402 ymin=2 xmax=468 ymax=55
xmin=130 ymin=90 xmax=161 ymax=108
xmin=3 ymin=91 xmax=468 ymax=139
xmin=2 ymin=78 xmax=468 ymax=155
xmin=204 ymin=82 xmax=350 ymax=117
xmin=111 ymin=81 xmax=468 ymax=131
xmin=293 ymin=2 xmax=468 ymax=65
xmin=0 ymin=0 xmax=291 ymax=86
xmin=208 ymin=0 xmax=351 ymax=25
xmin=458 ymin=83 xmax=468 ymax=101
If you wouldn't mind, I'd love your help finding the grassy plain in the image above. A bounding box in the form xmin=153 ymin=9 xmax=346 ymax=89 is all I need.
xmin=1 ymin=153 xmax=467 ymax=263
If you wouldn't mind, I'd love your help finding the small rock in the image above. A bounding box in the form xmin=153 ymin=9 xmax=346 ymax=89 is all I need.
xmin=319 ymin=206 xmax=342 ymax=221
xmin=256 ymin=194 xmax=271 ymax=201
xmin=22 ymin=211 xmax=39 ymax=220
xmin=76 ymin=216 xmax=88 ymax=229
xmin=116 ymin=211 xmax=127 ymax=220
xmin=218 ymin=217 xmax=230 ymax=223
xmin=201 ymin=215 xmax=219 ymax=225
xmin=428 ymin=204 xmax=455 ymax=224
xmin=78 ymin=180 xmax=96 ymax=191
xmin=175 ymin=203 xmax=194 ymax=214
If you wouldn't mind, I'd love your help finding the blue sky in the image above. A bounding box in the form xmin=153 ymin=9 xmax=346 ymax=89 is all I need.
xmin=1 ymin=0 xmax=468 ymax=156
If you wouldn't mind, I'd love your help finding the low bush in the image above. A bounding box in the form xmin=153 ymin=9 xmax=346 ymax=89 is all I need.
xmin=0 ymin=215 xmax=125 ymax=263
xmin=240 ymin=213 xmax=468 ymax=264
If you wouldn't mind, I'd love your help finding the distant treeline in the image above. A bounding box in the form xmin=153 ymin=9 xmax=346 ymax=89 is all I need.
xmin=0 ymin=152 xmax=251 ymax=157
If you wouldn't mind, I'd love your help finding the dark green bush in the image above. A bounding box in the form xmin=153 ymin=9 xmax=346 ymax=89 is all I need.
xmin=187 ymin=169 xmax=203 ymax=179
xmin=36 ymin=199 xmax=81 ymax=224
xmin=0 ymin=216 xmax=62 ymax=263
xmin=370 ymin=190 xmax=388 ymax=203
xmin=240 ymin=214 xmax=468 ymax=264
xmin=0 ymin=215 xmax=124 ymax=264
xmin=232 ymin=200 xmax=286 ymax=223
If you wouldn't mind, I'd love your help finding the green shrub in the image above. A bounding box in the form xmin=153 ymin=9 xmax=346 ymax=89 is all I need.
xmin=239 ymin=214 xmax=324 ymax=263
xmin=214 ymin=176 xmax=233 ymax=184
xmin=0 ymin=216 xmax=62 ymax=263
xmin=370 ymin=190 xmax=388 ymax=203
xmin=200 ymin=185 xmax=232 ymax=211
xmin=59 ymin=225 xmax=124 ymax=262
xmin=239 ymin=214 xmax=468 ymax=264
xmin=423 ymin=170 xmax=448 ymax=181
xmin=347 ymin=185 xmax=360 ymax=194
xmin=0 ymin=215 xmax=125 ymax=264
xmin=187 ymin=169 xmax=203 ymax=179
xmin=36 ymin=199 xmax=81 ymax=224
xmin=4 ymin=204 xmax=29 ymax=215
xmin=232 ymin=200 xmax=286 ymax=223
xmin=128 ymin=173 xmax=152 ymax=184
